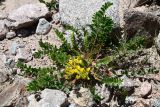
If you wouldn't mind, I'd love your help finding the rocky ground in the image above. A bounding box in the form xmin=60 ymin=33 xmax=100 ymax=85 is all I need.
xmin=1 ymin=0 xmax=160 ymax=107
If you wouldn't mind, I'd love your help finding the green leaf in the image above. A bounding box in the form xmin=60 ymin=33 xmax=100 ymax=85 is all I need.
xmin=54 ymin=29 xmax=66 ymax=42
xmin=96 ymin=56 xmax=114 ymax=68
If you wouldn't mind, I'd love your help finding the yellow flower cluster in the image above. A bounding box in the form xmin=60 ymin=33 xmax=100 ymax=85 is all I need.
xmin=65 ymin=56 xmax=91 ymax=80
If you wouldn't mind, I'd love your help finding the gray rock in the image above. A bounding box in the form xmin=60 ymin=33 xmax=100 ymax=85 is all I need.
xmin=6 ymin=31 xmax=16 ymax=39
xmin=15 ymin=48 xmax=32 ymax=62
xmin=36 ymin=18 xmax=52 ymax=35
xmin=0 ymin=20 xmax=9 ymax=39
xmin=28 ymin=89 xmax=67 ymax=107
xmin=69 ymin=87 xmax=94 ymax=107
xmin=59 ymin=0 xmax=120 ymax=28
xmin=0 ymin=54 xmax=15 ymax=68
xmin=95 ymin=84 xmax=111 ymax=104
xmin=124 ymin=10 xmax=160 ymax=38
xmin=140 ymin=81 xmax=152 ymax=98
xmin=5 ymin=58 xmax=15 ymax=68
xmin=11 ymin=42 xmax=19 ymax=55
xmin=8 ymin=3 xmax=52 ymax=29
xmin=120 ymin=75 xmax=135 ymax=92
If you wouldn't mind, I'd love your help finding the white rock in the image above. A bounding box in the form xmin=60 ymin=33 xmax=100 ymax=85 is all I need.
xmin=125 ymin=96 xmax=137 ymax=105
xmin=10 ymin=42 xmax=19 ymax=55
xmin=59 ymin=0 xmax=120 ymax=28
xmin=36 ymin=18 xmax=52 ymax=35
xmin=52 ymin=13 xmax=61 ymax=24
xmin=8 ymin=3 xmax=52 ymax=29
xmin=6 ymin=31 xmax=16 ymax=39
xmin=28 ymin=89 xmax=67 ymax=107
xmin=140 ymin=81 xmax=152 ymax=98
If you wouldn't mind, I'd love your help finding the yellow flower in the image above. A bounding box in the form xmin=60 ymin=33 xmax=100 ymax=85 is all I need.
xmin=76 ymin=75 xmax=80 ymax=79
xmin=65 ymin=56 xmax=91 ymax=80
xmin=86 ymin=68 xmax=91 ymax=72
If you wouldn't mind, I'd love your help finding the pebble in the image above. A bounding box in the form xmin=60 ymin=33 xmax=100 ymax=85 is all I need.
xmin=140 ymin=81 xmax=152 ymax=98
xmin=120 ymin=75 xmax=135 ymax=92
xmin=125 ymin=96 xmax=137 ymax=105
xmin=36 ymin=18 xmax=52 ymax=35
xmin=6 ymin=31 xmax=16 ymax=39
xmin=15 ymin=48 xmax=32 ymax=62
xmin=11 ymin=42 xmax=18 ymax=55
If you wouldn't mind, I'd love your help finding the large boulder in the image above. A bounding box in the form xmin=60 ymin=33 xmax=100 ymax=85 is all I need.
xmin=59 ymin=0 xmax=120 ymax=28
xmin=8 ymin=3 xmax=52 ymax=29
xmin=124 ymin=10 xmax=160 ymax=38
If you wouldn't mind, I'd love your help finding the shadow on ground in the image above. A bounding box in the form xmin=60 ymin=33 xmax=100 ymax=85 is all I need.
xmin=0 ymin=0 xmax=5 ymax=5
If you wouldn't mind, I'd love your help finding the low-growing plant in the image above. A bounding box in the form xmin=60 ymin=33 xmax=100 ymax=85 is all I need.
xmin=17 ymin=1 xmax=157 ymax=104
xmin=119 ymin=36 xmax=147 ymax=53
xmin=17 ymin=2 xmax=123 ymax=94
xmin=17 ymin=61 xmax=72 ymax=92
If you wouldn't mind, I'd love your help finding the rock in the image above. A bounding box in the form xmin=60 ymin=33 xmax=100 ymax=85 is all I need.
xmin=15 ymin=47 xmax=33 ymax=62
xmin=36 ymin=18 xmax=52 ymax=35
xmin=125 ymin=96 xmax=137 ymax=105
xmin=11 ymin=42 xmax=19 ymax=55
xmin=140 ymin=81 xmax=152 ymax=98
xmin=114 ymin=69 xmax=124 ymax=76
xmin=0 ymin=54 xmax=15 ymax=68
xmin=120 ymin=75 xmax=135 ymax=92
xmin=0 ymin=81 xmax=25 ymax=107
xmin=8 ymin=3 xmax=52 ymax=29
xmin=69 ymin=87 xmax=94 ymax=107
xmin=5 ymin=58 xmax=15 ymax=68
xmin=28 ymin=89 xmax=67 ymax=107
xmin=124 ymin=10 xmax=160 ymax=38
xmin=95 ymin=84 xmax=111 ymax=104
xmin=69 ymin=103 xmax=77 ymax=107
xmin=52 ymin=12 xmax=61 ymax=24
xmin=0 ymin=20 xmax=9 ymax=39
xmin=59 ymin=0 xmax=120 ymax=28
xmin=6 ymin=31 xmax=16 ymax=39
